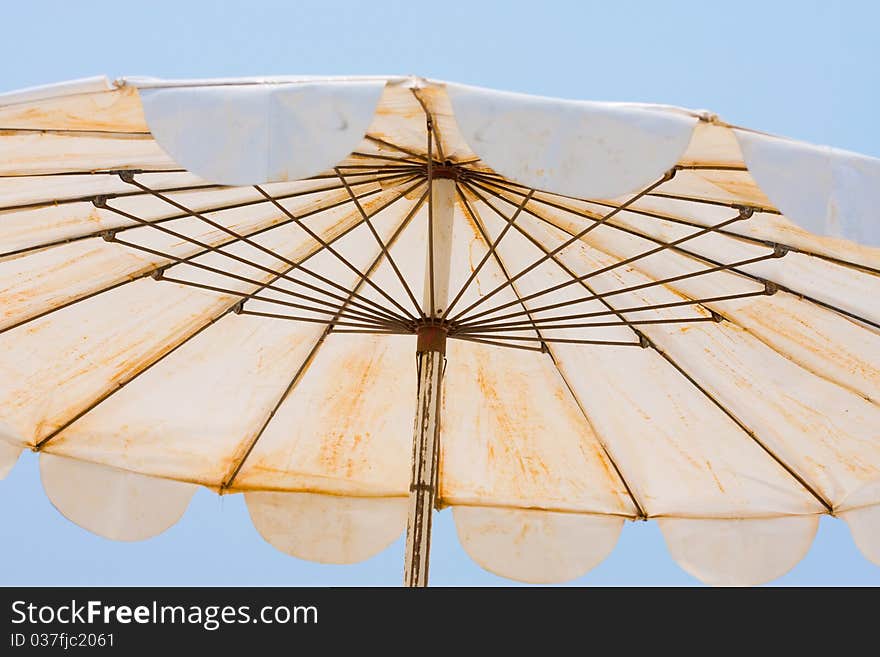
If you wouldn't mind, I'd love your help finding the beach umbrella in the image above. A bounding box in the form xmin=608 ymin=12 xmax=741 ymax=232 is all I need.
xmin=0 ymin=75 xmax=878 ymax=586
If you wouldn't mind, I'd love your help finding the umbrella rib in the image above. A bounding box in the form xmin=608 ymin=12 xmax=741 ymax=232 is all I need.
xmin=102 ymin=198 xmax=412 ymax=325
xmin=156 ymin=275 xmax=408 ymax=330
xmin=452 ymin=334 xmax=544 ymax=352
xmin=123 ymin=172 xmax=417 ymax=324
xmin=0 ymin=167 xmax=186 ymax=179
xmin=350 ymin=151 xmax=427 ymax=166
xmin=646 ymin=191 xmax=781 ymax=215
xmin=457 ymin=290 xmax=767 ymax=333
xmin=457 ymin=177 xmax=752 ymax=325
xmin=0 ymin=165 xmax=413 ymax=214
xmin=411 ymin=88 xmax=446 ymax=163
xmin=675 ymin=164 xmax=749 ymax=171
xmin=460 ymin=180 xmax=624 ymax=323
xmin=0 ymin=177 xmax=422 ymax=337
xmin=327 ymin=328 xmax=412 ymax=335
xmin=365 ymin=134 xmax=431 ymax=162
xmin=335 ymin=164 xmax=422 ymax=171
xmin=453 ymin=184 xmax=647 ymax=518
xmin=454 ymin=235 xmax=780 ymax=329
xmin=108 ymin=236 xmax=406 ymax=327
xmin=0 ymin=180 xmax=225 ymax=213
xmin=454 ymin=184 xmax=545 ymax=346
xmin=442 ymin=188 xmax=534 ymax=321
xmin=0 ymin=127 xmax=153 ymax=137
xmin=474 ymin=176 xmax=880 ymax=331
xmin=470 ymin=169 xmax=780 ymax=215
xmin=0 ymin=170 xmax=415 ymax=261
xmin=550 ymin=194 xmax=880 ymax=277
xmin=219 ymin=190 xmax=427 ymax=491
xmin=459 ymin=178 xmax=647 ymax=340
xmin=335 ymin=167 xmax=424 ymax=320
xmin=452 ymin=333 xmax=642 ymax=346
xmin=643 ymin=336 xmax=835 ymax=514
xmin=447 ymin=170 xmax=678 ymax=323
xmin=253 ymin=183 xmax=428 ymax=327
xmin=235 ymin=309 xmax=403 ymax=330
xmin=33 ymin=305 xmax=237 ymax=451
xmin=459 ymin=316 xmax=721 ymax=333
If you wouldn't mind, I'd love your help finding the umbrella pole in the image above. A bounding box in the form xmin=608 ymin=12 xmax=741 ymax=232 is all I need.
xmin=404 ymin=326 xmax=446 ymax=587
xmin=404 ymin=176 xmax=455 ymax=587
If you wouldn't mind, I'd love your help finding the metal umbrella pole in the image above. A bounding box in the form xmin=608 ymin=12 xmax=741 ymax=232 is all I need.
xmin=403 ymin=149 xmax=456 ymax=586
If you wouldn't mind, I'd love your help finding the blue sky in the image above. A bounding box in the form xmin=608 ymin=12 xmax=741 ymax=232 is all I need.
xmin=0 ymin=0 xmax=878 ymax=586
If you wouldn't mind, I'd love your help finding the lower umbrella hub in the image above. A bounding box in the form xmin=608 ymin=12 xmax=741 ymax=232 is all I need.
xmin=416 ymin=325 xmax=448 ymax=354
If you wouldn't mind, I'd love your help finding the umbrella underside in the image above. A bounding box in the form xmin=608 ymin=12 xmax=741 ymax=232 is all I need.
xmin=0 ymin=76 xmax=878 ymax=585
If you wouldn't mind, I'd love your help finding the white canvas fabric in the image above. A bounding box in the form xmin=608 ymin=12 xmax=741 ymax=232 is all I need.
xmin=140 ymin=80 xmax=385 ymax=186
xmin=40 ymin=453 xmax=196 ymax=541
xmin=0 ymin=75 xmax=877 ymax=585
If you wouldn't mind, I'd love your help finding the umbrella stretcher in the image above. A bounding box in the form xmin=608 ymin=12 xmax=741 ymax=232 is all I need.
xmin=0 ymin=75 xmax=878 ymax=586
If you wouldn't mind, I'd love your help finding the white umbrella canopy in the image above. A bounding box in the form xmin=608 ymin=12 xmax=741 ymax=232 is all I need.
xmin=0 ymin=74 xmax=878 ymax=586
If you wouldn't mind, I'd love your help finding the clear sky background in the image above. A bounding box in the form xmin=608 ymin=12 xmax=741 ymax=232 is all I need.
xmin=0 ymin=0 xmax=878 ymax=586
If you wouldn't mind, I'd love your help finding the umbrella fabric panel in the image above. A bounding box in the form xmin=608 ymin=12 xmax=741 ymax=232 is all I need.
xmin=0 ymin=82 xmax=146 ymax=132
xmin=0 ymin=132 xmax=175 ymax=176
xmin=232 ymin=334 xmax=416 ymax=497
xmin=657 ymin=516 xmax=820 ymax=586
xmin=0 ymin=439 xmax=20 ymax=479
xmin=43 ymin=313 xmax=326 ymax=487
xmin=40 ymin=453 xmax=197 ymax=541
xmin=453 ymin=506 xmax=624 ymax=584
xmin=550 ymin=343 xmax=824 ymax=518
xmin=541 ymin=234 xmax=880 ymax=507
xmin=841 ymin=502 xmax=880 ymax=566
xmin=0 ymin=279 xmax=235 ymax=448
xmin=246 ymin=492 xmax=407 ymax=564
xmin=439 ymin=339 xmax=638 ymax=517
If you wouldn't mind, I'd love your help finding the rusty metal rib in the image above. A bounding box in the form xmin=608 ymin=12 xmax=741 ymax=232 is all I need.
xmin=456 ymin=190 xmax=749 ymax=325
xmin=453 ymin=183 xmax=647 ymax=520
xmin=559 ymin=195 xmax=880 ymax=278
xmin=474 ymin=176 xmax=880 ymax=331
xmin=442 ymin=189 xmax=534 ymax=322
xmin=121 ymin=174 xmax=415 ymax=325
xmin=365 ymin=134 xmax=430 ymax=162
xmin=102 ymin=202 xmax=411 ymax=327
xmin=336 ymin=168 xmax=423 ymax=320
xmin=219 ymin=191 xmax=428 ymax=490
xmin=110 ymin=235 xmax=408 ymax=328
xmin=455 ymin=292 xmax=765 ymax=333
xmin=447 ymin=171 xmax=677 ymax=323
xmin=472 ymin=171 xmax=880 ymax=279
xmin=645 ymin=338 xmax=835 ymax=514
xmin=0 ymin=176 xmax=422 ymax=337
xmin=156 ymin=275 xmax=408 ymax=330
xmin=253 ymin=184 xmax=427 ymax=327
xmin=462 ymin=178 xmax=759 ymax=320
xmin=411 ymin=88 xmax=446 ymax=163
xmin=0 ymin=170 xmax=417 ymax=260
